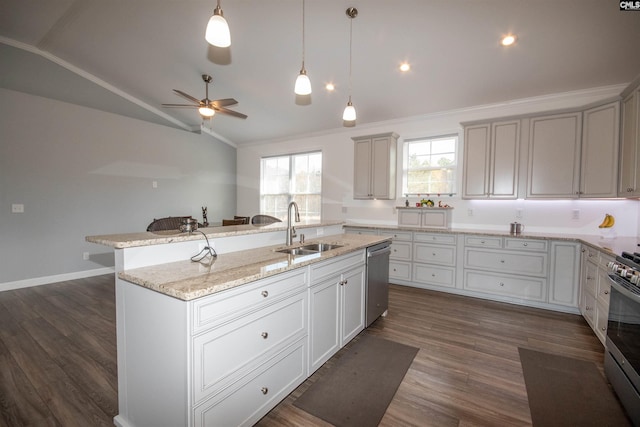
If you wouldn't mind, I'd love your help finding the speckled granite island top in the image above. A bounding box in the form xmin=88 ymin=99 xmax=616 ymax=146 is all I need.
xmin=344 ymin=223 xmax=640 ymax=258
xmin=118 ymin=234 xmax=388 ymax=301
xmin=86 ymin=220 xmax=344 ymax=249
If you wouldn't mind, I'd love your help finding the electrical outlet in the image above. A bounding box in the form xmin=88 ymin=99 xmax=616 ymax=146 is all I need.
xmin=11 ymin=204 xmax=24 ymax=213
xmin=152 ymin=181 xmax=158 ymax=188
xmin=516 ymin=208 xmax=523 ymax=219
xmin=83 ymin=252 xmax=90 ymax=260
xmin=572 ymin=209 xmax=580 ymax=220
xmin=467 ymin=208 xmax=474 ymax=217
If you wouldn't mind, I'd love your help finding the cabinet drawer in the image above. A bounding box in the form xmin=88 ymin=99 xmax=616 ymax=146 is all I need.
xmin=581 ymin=245 xmax=598 ymax=262
xmin=413 ymin=232 xmax=457 ymax=245
xmin=598 ymin=252 xmax=615 ymax=270
xmin=192 ymin=292 xmax=307 ymax=403
xmin=583 ymin=261 xmax=598 ymax=296
xmin=343 ymin=227 xmax=377 ymax=235
xmin=464 ymin=235 xmax=503 ymax=248
xmin=414 ymin=243 xmax=456 ymax=266
xmin=413 ymin=264 xmax=456 ymax=288
xmin=597 ymin=270 xmax=612 ymax=306
xmin=504 ymin=238 xmax=548 ymax=252
xmin=310 ymin=250 xmax=365 ymax=283
xmin=464 ymin=270 xmax=546 ymax=301
xmin=464 ymin=248 xmax=547 ymax=276
xmin=192 ymin=269 xmax=307 ymax=333
xmin=194 ymin=339 xmax=307 ymax=427
xmin=595 ymin=300 xmax=609 ymax=345
xmin=581 ymin=290 xmax=596 ymax=328
xmin=379 ymin=230 xmax=413 ymax=241
xmin=390 ymin=241 xmax=412 ymax=260
xmin=389 ymin=261 xmax=411 ymax=281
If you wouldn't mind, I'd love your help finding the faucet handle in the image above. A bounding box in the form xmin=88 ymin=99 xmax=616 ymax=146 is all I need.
xmin=291 ymin=226 xmax=297 ymax=238
xmin=299 ymin=233 xmax=305 ymax=244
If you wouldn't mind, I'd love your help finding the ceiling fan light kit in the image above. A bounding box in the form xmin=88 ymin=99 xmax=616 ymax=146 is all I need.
xmin=343 ymin=7 xmax=357 ymax=127
xmin=294 ymin=0 xmax=312 ymax=96
xmin=205 ymin=0 xmax=231 ymax=47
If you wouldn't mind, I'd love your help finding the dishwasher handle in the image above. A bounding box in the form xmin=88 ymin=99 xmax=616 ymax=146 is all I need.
xmin=368 ymin=246 xmax=391 ymax=258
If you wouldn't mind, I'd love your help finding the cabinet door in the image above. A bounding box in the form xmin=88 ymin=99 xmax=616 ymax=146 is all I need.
xmin=462 ymin=124 xmax=490 ymax=198
xmin=527 ymin=112 xmax=582 ymax=198
xmin=619 ymin=89 xmax=640 ymax=196
xmin=490 ymin=120 xmax=520 ymax=198
xmin=548 ymin=242 xmax=580 ymax=307
xmin=353 ymin=139 xmax=373 ymax=199
xmin=580 ymin=101 xmax=620 ymax=198
xmin=371 ymin=136 xmax=396 ymax=199
xmin=341 ymin=266 xmax=365 ymax=345
xmin=308 ymin=277 xmax=340 ymax=373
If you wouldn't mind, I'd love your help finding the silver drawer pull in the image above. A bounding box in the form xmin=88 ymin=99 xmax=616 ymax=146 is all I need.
xmin=261 ymin=332 xmax=268 ymax=339
xmin=261 ymin=290 xmax=269 ymax=298
xmin=339 ymin=280 xmax=344 ymax=286
xmin=499 ymin=282 xmax=505 ymax=287
xmin=480 ymin=240 xmax=485 ymax=244
xmin=432 ymin=273 xmax=436 ymax=277
xmin=500 ymin=260 xmax=505 ymax=263
xmin=523 ymin=243 xmax=528 ymax=247
xmin=261 ymin=387 xmax=268 ymax=395
xmin=604 ymin=290 xmax=609 ymax=295
xmin=343 ymin=279 xmax=348 ymax=285
xmin=601 ymin=327 xmax=606 ymax=331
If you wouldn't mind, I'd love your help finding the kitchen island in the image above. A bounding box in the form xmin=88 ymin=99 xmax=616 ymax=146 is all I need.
xmin=87 ymin=221 xmax=390 ymax=427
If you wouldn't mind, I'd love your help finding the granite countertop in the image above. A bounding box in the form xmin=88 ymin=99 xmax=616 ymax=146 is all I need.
xmin=86 ymin=220 xmax=344 ymax=249
xmin=344 ymin=223 xmax=640 ymax=258
xmin=118 ymin=234 xmax=388 ymax=301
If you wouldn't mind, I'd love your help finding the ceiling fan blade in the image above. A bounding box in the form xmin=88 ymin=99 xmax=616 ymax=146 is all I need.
xmin=172 ymin=89 xmax=200 ymax=104
xmin=211 ymin=98 xmax=238 ymax=108
xmin=161 ymin=103 xmax=199 ymax=108
xmin=214 ymin=107 xmax=248 ymax=119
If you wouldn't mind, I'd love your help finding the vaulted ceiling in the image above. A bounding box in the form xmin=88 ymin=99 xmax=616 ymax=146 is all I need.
xmin=1 ymin=0 xmax=639 ymax=145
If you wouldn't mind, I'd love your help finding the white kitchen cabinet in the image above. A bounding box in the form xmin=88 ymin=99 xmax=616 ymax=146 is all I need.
xmin=527 ymin=112 xmax=582 ymax=198
xmin=619 ymin=84 xmax=640 ymax=197
xmin=548 ymin=241 xmax=580 ymax=308
xmin=353 ymin=132 xmax=398 ymax=199
xmin=411 ymin=232 xmax=457 ymax=289
xmin=579 ymin=245 xmax=613 ymax=346
xmin=462 ymin=120 xmax=520 ymax=199
xmin=580 ymin=101 xmax=620 ymax=198
xmin=308 ymin=251 xmax=365 ymax=374
xmin=397 ymin=207 xmax=453 ymax=229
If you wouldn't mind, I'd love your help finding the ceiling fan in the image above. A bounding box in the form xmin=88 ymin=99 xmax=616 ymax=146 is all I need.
xmin=162 ymin=74 xmax=247 ymax=120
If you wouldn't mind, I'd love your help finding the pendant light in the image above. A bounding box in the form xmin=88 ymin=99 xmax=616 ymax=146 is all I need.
xmin=294 ymin=0 xmax=312 ymax=95
xmin=343 ymin=7 xmax=357 ymax=127
xmin=205 ymin=0 xmax=231 ymax=48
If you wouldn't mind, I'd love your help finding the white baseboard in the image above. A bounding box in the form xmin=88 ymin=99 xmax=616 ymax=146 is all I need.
xmin=0 ymin=267 xmax=115 ymax=292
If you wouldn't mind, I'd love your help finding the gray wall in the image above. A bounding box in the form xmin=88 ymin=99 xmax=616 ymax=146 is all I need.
xmin=0 ymin=88 xmax=237 ymax=284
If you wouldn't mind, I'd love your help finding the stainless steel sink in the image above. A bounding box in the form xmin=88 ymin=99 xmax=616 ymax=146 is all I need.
xmin=300 ymin=243 xmax=343 ymax=252
xmin=275 ymin=247 xmax=319 ymax=256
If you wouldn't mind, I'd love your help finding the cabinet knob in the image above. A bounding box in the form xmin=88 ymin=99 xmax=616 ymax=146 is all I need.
xmin=480 ymin=240 xmax=485 ymax=244
xmin=500 ymin=260 xmax=505 ymax=263
xmin=393 ymin=268 xmax=397 ymax=272
xmin=261 ymin=387 xmax=269 ymax=395
xmin=587 ymin=276 xmax=594 ymax=280
xmin=344 ymin=279 xmax=348 ymax=285
xmin=261 ymin=290 xmax=269 ymax=298
xmin=432 ymin=253 xmax=436 ymax=257
xmin=523 ymin=243 xmax=528 ymax=247
xmin=499 ymin=282 xmax=505 ymax=287
xmin=339 ymin=280 xmax=345 ymax=286
xmin=604 ymin=290 xmax=609 ymax=295
xmin=261 ymin=332 xmax=269 ymax=339
xmin=601 ymin=327 xmax=606 ymax=331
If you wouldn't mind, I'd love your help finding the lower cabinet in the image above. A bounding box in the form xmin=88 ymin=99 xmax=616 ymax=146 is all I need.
xmin=579 ymin=245 xmax=613 ymax=345
xmin=308 ymin=251 xmax=366 ymax=374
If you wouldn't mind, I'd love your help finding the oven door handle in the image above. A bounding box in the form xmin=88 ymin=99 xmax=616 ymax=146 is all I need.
xmin=608 ymin=274 xmax=640 ymax=303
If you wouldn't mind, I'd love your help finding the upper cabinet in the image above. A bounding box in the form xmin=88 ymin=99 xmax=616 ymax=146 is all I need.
xmin=581 ymin=101 xmax=620 ymax=198
xmin=462 ymin=120 xmax=520 ymax=199
xmin=353 ymin=132 xmax=398 ymax=200
xmin=619 ymin=84 xmax=640 ymax=197
xmin=527 ymin=112 xmax=582 ymax=198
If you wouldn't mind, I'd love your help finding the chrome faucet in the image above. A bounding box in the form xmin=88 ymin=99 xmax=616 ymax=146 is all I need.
xmin=286 ymin=201 xmax=300 ymax=246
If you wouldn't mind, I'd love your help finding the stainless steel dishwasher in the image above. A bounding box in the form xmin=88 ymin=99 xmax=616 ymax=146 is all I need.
xmin=366 ymin=241 xmax=391 ymax=327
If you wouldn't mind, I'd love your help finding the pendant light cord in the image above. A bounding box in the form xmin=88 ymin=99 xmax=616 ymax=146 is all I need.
xmin=301 ymin=0 xmax=306 ymax=69
xmin=348 ymin=13 xmax=352 ymax=99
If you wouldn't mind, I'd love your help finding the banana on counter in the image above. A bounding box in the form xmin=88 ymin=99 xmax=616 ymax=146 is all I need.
xmin=598 ymin=213 xmax=615 ymax=229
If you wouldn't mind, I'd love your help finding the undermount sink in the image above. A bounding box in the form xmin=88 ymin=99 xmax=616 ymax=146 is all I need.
xmin=300 ymin=243 xmax=343 ymax=252
xmin=275 ymin=243 xmax=343 ymax=255
xmin=275 ymin=247 xmax=320 ymax=256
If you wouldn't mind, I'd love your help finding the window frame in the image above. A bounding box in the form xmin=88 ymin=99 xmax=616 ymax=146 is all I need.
xmin=402 ymin=134 xmax=458 ymax=196
xmin=260 ymin=151 xmax=322 ymax=221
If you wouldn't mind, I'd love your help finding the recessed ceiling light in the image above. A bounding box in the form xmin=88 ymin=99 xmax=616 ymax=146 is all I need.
xmin=501 ymin=35 xmax=516 ymax=46
xmin=325 ymin=83 xmax=335 ymax=91
xmin=399 ymin=62 xmax=411 ymax=72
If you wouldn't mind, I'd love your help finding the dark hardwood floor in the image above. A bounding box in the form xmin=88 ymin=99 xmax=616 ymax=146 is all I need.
xmin=0 ymin=275 xmax=606 ymax=426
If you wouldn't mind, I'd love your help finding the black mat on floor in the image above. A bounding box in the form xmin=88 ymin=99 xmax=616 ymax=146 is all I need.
xmin=294 ymin=334 xmax=418 ymax=427
xmin=518 ymin=347 xmax=632 ymax=427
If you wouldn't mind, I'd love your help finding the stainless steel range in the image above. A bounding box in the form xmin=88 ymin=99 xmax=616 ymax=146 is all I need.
xmin=606 ymin=251 xmax=640 ymax=426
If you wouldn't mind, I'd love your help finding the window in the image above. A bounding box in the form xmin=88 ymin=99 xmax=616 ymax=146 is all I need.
xmin=260 ymin=151 xmax=322 ymax=221
xmin=402 ymin=135 xmax=457 ymax=195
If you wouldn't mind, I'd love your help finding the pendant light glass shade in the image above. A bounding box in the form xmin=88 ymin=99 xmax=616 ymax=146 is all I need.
xmin=205 ymin=3 xmax=230 ymax=47
xmin=343 ymin=99 xmax=356 ymax=121
xmin=295 ymin=68 xmax=312 ymax=95
xmin=294 ymin=0 xmax=311 ymax=96
xmin=199 ymin=106 xmax=215 ymax=117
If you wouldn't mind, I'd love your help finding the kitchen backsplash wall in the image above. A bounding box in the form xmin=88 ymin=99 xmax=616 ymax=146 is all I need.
xmin=238 ymin=82 xmax=639 ymax=237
